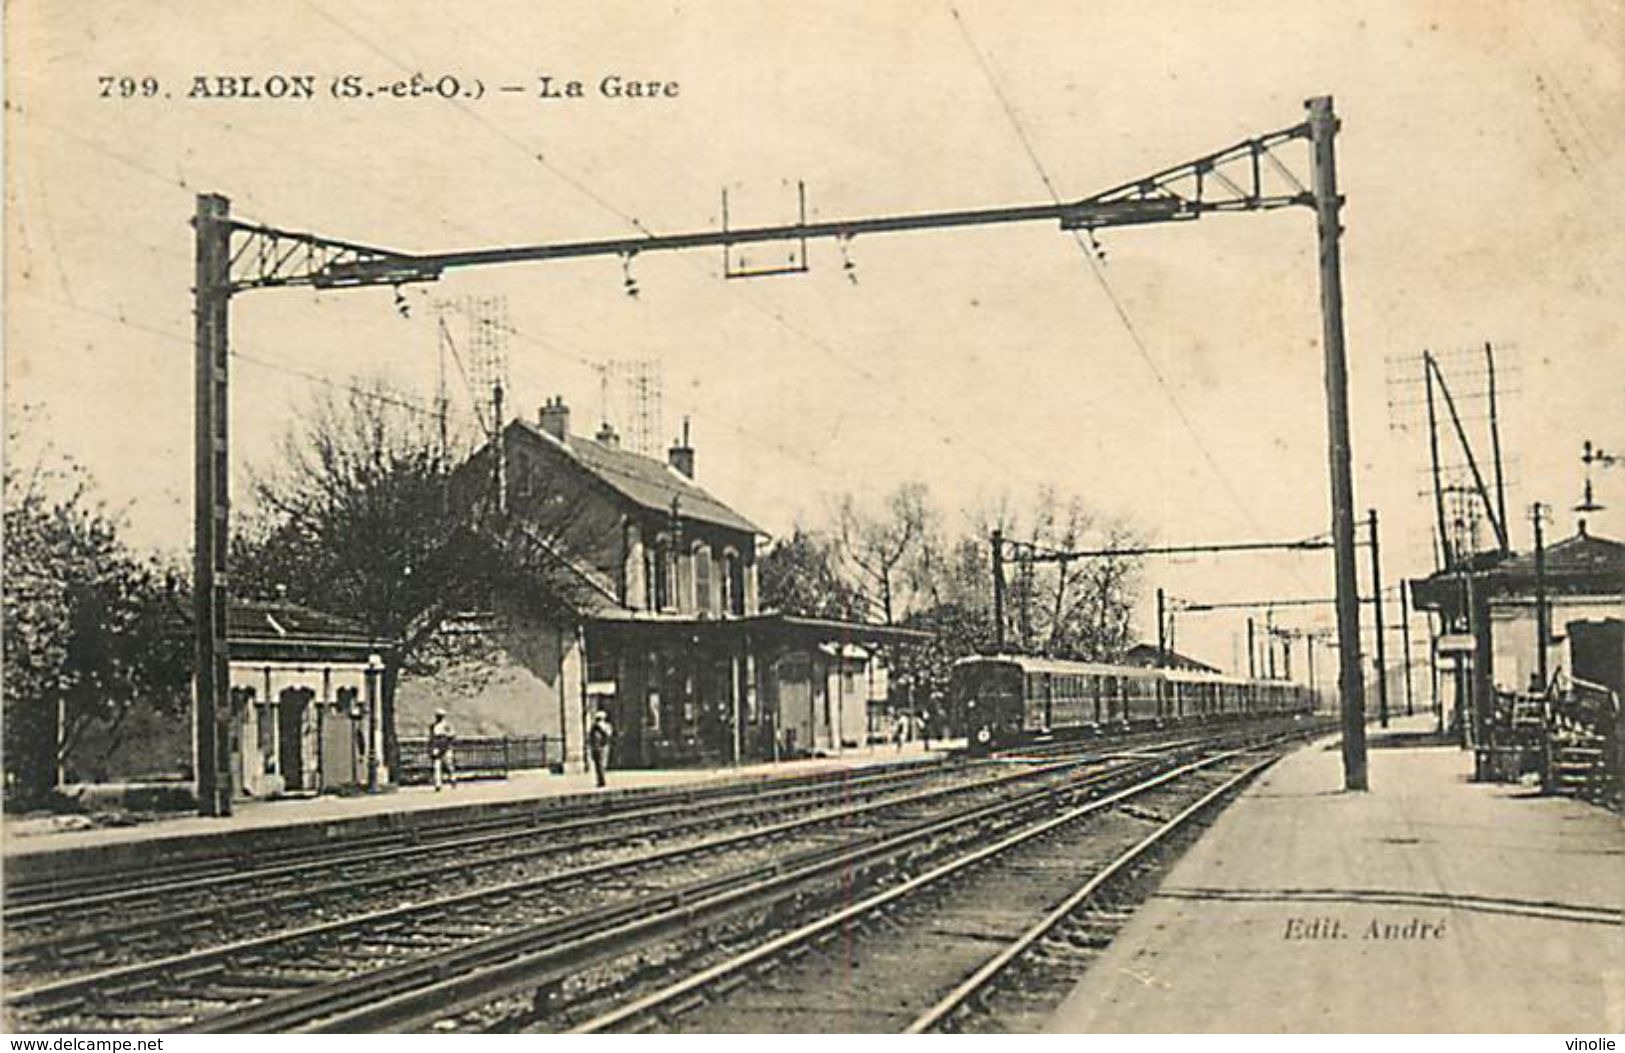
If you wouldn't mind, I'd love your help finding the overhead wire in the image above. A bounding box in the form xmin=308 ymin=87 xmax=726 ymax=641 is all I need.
xmin=300 ymin=0 xmax=1053 ymax=491
xmin=945 ymin=5 xmax=1291 ymax=541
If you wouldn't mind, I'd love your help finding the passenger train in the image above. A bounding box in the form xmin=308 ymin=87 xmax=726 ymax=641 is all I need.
xmin=950 ymin=653 xmax=1315 ymax=750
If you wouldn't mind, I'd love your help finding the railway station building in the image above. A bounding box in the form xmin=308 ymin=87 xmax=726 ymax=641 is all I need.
xmin=396 ymin=397 xmax=927 ymax=772
xmin=1408 ymin=523 xmax=1625 ymax=763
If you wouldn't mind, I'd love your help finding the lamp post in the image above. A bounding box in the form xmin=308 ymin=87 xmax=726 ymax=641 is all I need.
xmin=365 ymin=652 xmax=384 ymax=793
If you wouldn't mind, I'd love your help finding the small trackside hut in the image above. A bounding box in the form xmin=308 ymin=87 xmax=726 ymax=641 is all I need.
xmin=226 ymin=599 xmax=392 ymax=797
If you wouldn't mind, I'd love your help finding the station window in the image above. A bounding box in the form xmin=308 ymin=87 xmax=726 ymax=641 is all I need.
xmin=721 ymin=550 xmax=744 ymax=616
xmin=651 ymin=535 xmax=676 ymax=612
xmin=694 ymin=543 xmax=713 ymax=614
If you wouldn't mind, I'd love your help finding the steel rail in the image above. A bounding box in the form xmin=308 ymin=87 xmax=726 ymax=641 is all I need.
xmin=4 ymin=753 xmax=953 ymax=912
xmin=902 ymin=752 xmax=1280 ymax=1033
xmin=4 ymin=755 xmax=958 ymax=948
xmin=566 ymin=742 xmax=1274 ymax=1034
xmin=195 ymin=739 xmax=1247 ymax=1034
xmin=8 ymin=742 xmax=1133 ymax=1014
xmin=11 ymin=721 xmax=1190 ymax=915
xmin=3 ymin=765 xmax=964 ymax=969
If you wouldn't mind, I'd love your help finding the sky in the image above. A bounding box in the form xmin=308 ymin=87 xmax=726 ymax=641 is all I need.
xmin=8 ymin=0 xmax=1624 ymax=680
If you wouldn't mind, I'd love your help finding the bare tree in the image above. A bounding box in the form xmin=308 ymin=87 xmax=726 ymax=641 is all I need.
xmin=971 ymin=488 xmax=1144 ymax=661
xmin=834 ymin=482 xmax=932 ymax=625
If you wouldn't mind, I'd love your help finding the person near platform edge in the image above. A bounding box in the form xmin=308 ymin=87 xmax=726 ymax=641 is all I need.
xmin=429 ymin=707 xmax=457 ymax=791
xmin=588 ymin=710 xmax=615 ymax=788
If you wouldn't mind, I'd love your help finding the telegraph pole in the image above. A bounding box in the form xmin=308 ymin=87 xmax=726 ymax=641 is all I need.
xmin=1532 ymin=503 xmax=1549 ymax=690
xmin=991 ymin=530 xmax=1006 ymax=652
xmin=1266 ymin=607 xmax=1277 ymax=679
xmin=1309 ymin=96 xmax=1369 ymax=790
xmin=1368 ymin=508 xmax=1389 ymax=728
xmin=194 ymin=194 xmax=234 ymax=817
xmin=1485 ymin=342 xmax=1510 ymax=544
xmin=1400 ymin=578 xmax=1415 ymax=717
xmin=1247 ymin=616 xmax=1257 ymax=679
xmin=1156 ymin=587 xmax=1168 ymax=717
xmin=1424 ymin=351 xmax=1452 ymax=570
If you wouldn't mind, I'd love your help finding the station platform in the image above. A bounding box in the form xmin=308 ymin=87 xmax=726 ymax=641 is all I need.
xmin=1045 ymin=716 xmax=1624 ymax=1033
xmin=1 ymin=740 xmax=954 ymax=882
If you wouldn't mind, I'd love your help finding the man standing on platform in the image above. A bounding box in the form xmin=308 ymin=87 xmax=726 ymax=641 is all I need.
xmin=588 ymin=710 xmax=614 ymax=788
xmin=429 ymin=707 xmax=457 ymax=791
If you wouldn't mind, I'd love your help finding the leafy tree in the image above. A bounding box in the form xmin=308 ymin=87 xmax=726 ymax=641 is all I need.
xmin=759 ymin=525 xmax=862 ymax=619
xmin=234 ymin=379 xmax=596 ymax=769
xmin=2 ymin=416 xmax=191 ymax=805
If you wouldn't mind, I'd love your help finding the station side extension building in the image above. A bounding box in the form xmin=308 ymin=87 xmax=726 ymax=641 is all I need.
xmin=396 ymin=398 xmax=926 ymax=771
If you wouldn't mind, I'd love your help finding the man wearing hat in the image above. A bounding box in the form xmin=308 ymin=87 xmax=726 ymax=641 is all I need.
xmin=429 ymin=707 xmax=457 ymax=790
xmin=587 ymin=710 xmax=614 ymax=788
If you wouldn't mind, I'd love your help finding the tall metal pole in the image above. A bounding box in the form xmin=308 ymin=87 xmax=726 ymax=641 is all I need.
xmin=991 ymin=530 xmax=1006 ymax=652
xmin=1400 ymin=578 xmax=1415 ymax=717
xmin=1429 ymin=611 xmax=1443 ymax=733
xmin=1533 ymin=503 xmax=1549 ymax=690
xmin=1247 ymin=616 xmax=1257 ymax=679
xmin=1308 ymin=96 xmax=1369 ymax=790
xmin=194 ymin=194 xmax=234 ymax=817
xmin=1485 ymin=342 xmax=1510 ymax=553
xmin=1156 ymin=587 xmax=1168 ymax=717
xmin=1368 ymin=508 xmax=1389 ymax=728
xmin=1266 ymin=607 xmax=1277 ymax=679
xmin=1424 ymin=352 xmax=1451 ymax=571
xmin=493 ymin=381 xmax=507 ymax=515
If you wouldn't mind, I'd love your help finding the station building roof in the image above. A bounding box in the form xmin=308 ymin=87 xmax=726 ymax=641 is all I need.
xmin=1410 ymin=525 xmax=1625 ymax=611
xmin=511 ymin=419 xmax=761 ymax=536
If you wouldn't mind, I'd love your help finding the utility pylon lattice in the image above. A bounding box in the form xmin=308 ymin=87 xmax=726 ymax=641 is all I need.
xmin=601 ymin=358 xmax=664 ymax=456
xmin=432 ymin=295 xmax=512 ymax=441
xmin=465 ymin=295 xmax=511 ymax=435
xmin=1387 ymin=343 xmax=1519 ymax=568
xmin=1385 ymin=344 xmax=1522 ymax=433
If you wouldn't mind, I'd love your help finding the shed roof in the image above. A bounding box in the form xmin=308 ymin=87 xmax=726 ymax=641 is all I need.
xmin=1410 ymin=527 xmax=1625 ymax=611
xmin=1492 ymin=529 xmax=1625 ymax=586
xmin=1122 ymin=642 xmax=1222 ymax=673
xmin=228 ymin=599 xmax=376 ymax=644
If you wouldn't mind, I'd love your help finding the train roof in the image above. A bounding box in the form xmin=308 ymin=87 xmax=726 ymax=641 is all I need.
xmin=953 ymin=653 xmax=1290 ymax=689
xmin=953 ymin=653 xmax=1168 ymax=680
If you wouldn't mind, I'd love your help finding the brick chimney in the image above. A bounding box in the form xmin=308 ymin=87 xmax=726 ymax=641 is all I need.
xmin=668 ymin=417 xmax=695 ymax=479
xmin=539 ymin=396 xmax=570 ymax=442
xmin=595 ymin=421 xmax=620 ymax=448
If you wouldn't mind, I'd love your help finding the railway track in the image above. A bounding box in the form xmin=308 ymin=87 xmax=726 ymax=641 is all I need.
xmin=556 ymin=734 xmax=1295 ymax=1034
xmin=4 ymin=756 xmax=966 ymax=977
xmin=5 ymin=724 xmax=1216 ymax=982
xmin=4 ymin=720 xmax=1189 ymax=919
xmin=4 ymin=730 xmax=1218 ymax=1031
xmin=5 ymin=754 xmax=948 ymax=913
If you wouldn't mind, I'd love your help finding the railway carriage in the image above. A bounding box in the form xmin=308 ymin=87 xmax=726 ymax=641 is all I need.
xmin=951 ymin=653 xmax=1313 ymax=749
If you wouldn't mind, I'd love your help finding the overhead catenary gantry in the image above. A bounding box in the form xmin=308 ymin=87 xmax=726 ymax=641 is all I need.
xmin=192 ymin=95 xmax=1370 ymax=815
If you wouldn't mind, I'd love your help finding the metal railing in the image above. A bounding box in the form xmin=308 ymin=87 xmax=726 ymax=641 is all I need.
xmin=396 ymin=735 xmax=562 ymax=784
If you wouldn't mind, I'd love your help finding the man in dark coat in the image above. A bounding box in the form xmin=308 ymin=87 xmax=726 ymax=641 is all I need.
xmin=587 ymin=710 xmax=614 ymax=788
